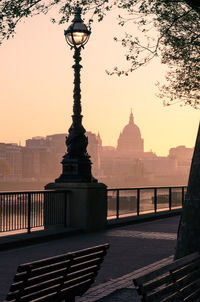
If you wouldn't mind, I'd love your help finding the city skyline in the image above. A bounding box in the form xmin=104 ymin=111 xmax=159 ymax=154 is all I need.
xmin=0 ymin=9 xmax=199 ymax=156
xmin=0 ymin=110 xmax=194 ymax=157
xmin=0 ymin=115 xmax=193 ymax=190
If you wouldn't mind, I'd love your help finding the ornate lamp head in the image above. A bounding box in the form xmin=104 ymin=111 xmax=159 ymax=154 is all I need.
xmin=64 ymin=6 xmax=91 ymax=48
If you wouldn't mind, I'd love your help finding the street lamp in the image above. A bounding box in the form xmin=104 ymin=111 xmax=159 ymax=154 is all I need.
xmin=55 ymin=5 xmax=96 ymax=183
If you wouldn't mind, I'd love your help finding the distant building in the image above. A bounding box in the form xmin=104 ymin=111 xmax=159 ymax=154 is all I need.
xmin=22 ymin=132 xmax=101 ymax=180
xmin=23 ymin=137 xmax=52 ymax=180
xmin=0 ymin=143 xmax=23 ymax=180
xmin=26 ymin=136 xmax=47 ymax=148
xmin=116 ymin=110 xmax=144 ymax=158
xmin=168 ymin=145 xmax=193 ymax=184
xmin=169 ymin=145 xmax=193 ymax=166
xmin=143 ymin=157 xmax=177 ymax=177
xmin=86 ymin=132 xmax=101 ymax=178
xmin=46 ymin=134 xmax=66 ymax=177
xmin=100 ymin=146 xmax=116 ymax=178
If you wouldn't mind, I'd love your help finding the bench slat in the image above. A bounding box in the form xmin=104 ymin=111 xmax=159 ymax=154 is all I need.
xmin=134 ymin=252 xmax=199 ymax=287
xmin=14 ymin=259 xmax=72 ymax=283
xmin=69 ymin=257 xmax=103 ymax=273
xmin=17 ymin=254 xmax=73 ymax=272
xmin=66 ymin=264 xmax=99 ymax=279
xmin=61 ymin=278 xmax=92 ymax=297
xmin=178 ymin=276 xmax=200 ymax=300
xmin=24 ymin=291 xmax=62 ymax=302
xmin=72 ymin=250 xmax=106 ymax=263
xmin=144 ymin=282 xmax=179 ymax=302
xmin=139 ymin=272 xmax=171 ymax=295
xmin=171 ymin=258 xmax=200 ymax=279
xmin=70 ymin=243 xmax=109 ymax=257
xmin=183 ymin=286 xmax=200 ymax=302
xmin=173 ymin=267 xmax=200 ymax=292
xmin=157 ymin=291 xmax=182 ymax=302
xmin=62 ymin=271 xmax=94 ymax=290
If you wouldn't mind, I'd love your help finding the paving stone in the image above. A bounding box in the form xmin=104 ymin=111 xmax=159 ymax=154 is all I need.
xmin=106 ymin=230 xmax=177 ymax=240
xmin=95 ymin=288 xmax=140 ymax=302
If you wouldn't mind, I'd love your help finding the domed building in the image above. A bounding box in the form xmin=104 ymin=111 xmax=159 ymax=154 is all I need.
xmin=116 ymin=110 xmax=144 ymax=158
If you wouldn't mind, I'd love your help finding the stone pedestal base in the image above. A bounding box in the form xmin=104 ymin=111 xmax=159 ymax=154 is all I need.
xmin=45 ymin=182 xmax=107 ymax=231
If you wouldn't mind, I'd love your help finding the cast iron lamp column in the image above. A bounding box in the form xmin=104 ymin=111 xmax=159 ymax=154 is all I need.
xmin=56 ymin=6 xmax=96 ymax=183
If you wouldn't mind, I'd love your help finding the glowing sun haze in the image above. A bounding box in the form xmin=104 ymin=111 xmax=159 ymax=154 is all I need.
xmin=0 ymin=10 xmax=199 ymax=156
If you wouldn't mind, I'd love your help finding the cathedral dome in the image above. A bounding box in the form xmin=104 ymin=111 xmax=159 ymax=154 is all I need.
xmin=116 ymin=110 xmax=144 ymax=158
xmin=121 ymin=111 xmax=141 ymax=139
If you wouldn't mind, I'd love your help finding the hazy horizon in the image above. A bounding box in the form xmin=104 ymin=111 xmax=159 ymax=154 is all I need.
xmin=0 ymin=124 xmax=195 ymax=158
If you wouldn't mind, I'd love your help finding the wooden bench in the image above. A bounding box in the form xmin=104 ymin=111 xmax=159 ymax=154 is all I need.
xmin=5 ymin=243 xmax=109 ymax=302
xmin=133 ymin=252 xmax=200 ymax=302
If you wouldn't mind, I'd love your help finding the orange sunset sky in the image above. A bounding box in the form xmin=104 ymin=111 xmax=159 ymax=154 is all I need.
xmin=0 ymin=9 xmax=199 ymax=156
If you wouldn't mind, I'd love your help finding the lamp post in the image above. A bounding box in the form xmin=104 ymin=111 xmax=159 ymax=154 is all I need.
xmin=55 ymin=5 xmax=96 ymax=183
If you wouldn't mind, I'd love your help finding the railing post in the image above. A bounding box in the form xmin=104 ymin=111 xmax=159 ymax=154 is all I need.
xmin=169 ymin=187 xmax=172 ymax=211
xmin=28 ymin=192 xmax=31 ymax=234
xmin=137 ymin=189 xmax=140 ymax=216
xmin=64 ymin=191 xmax=68 ymax=227
xmin=116 ymin=190 xmax=119 ymax=219
xmin=182 ymin=187 xmax=185 ymax=207
xmin=154 ymin=188 xmax=157 ymax=213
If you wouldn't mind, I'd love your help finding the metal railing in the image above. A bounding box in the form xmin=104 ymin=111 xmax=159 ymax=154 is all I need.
xmin=0 ymin=186 xmax=187 ymax=234
xmin=107 ymin=186 xmax=187 ymax=220
xmin=0 ymin=190 xmax=68 ymax=233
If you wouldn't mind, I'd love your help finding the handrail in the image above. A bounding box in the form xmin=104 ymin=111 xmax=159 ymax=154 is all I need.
xmin=108 ymin=186 xmax=187 ymax=191
xmin=107 ymin=186 xmax=186 ymax=220
xmin=0 ymin=190 xmax=71 ymax=194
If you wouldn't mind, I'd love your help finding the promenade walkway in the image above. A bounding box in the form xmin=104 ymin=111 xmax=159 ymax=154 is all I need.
xmin=0 ymin=216 xmax=180 ymax=301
